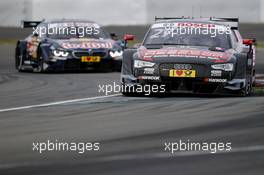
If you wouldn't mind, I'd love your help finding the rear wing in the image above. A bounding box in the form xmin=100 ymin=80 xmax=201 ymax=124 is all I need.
xmin=154 ymin=17 xmax=239 ymax=29
xmin=21 ymin=20 xmax=43 ymax=28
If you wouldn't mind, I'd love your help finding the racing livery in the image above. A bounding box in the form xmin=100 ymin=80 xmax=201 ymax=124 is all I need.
xmin=15 ymin=19 xmax=134 ymax=72
xmin=121 ymin=17 xmax=256 ymax=96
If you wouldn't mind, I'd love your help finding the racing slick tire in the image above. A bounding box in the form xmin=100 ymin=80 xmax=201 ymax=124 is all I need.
xmin=34 ymin=50 xmax=48 ymax=73
xmin=15 ymin=47 xmax=25 ymax=72
xmin=238 ymin=76 xmax=253 ymax=97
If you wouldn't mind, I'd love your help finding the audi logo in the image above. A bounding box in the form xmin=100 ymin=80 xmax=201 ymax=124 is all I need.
xmin=174 ymin=64 xmax=192 ymax=70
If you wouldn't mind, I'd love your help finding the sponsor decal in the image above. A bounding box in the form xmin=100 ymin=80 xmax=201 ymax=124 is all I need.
xmin=247 ymin=59 xmax=252 ymax=66
xmin=143 ymin=49 xmax=230 ymax=62
xmin=81 ymin=56 xmax=101 ymax=63
xmin=169 ymin=69 xmax=196 ymax=78
xmin=143 ymin=68 xmax=155 ymax=75
xmin=208 ymin=78 xmax=227 ymax=83
xmin=62 ymin=42 xmax=112 ymax=49
xmin=138 ymin=76 xmax=160 ymax=80
xmin=152 ymin=23 xmax=217 ymax=29
xmin=211 ymin=70 xmax=222 ymax=77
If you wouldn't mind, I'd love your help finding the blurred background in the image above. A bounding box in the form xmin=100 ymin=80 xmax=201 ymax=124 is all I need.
xmin=0 ymin=0 xmax=263 ymax=41
xmin=0 ymin=0 xmax=263 ymax=26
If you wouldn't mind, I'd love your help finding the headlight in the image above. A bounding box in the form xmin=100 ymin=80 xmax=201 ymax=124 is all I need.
xmin=110 ymin=50 xmax=123 ymax=58
xmin=134 ymin=60 xmax=155 ymax=68
xmin=211 ymin=63 xmax=234 ymax=71
xmin=53 ymin=50 xmax=69 ymax=57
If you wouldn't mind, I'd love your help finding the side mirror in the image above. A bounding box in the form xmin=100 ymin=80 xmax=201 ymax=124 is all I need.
xmin=110 ymin=33 xmax=117 ymax=37
xmin=243 ymin=39 xmax=256 ymax=46
xmin=124 ymin=34 xmax=134 ymax=41
xmin=110 ymin=33 xmax=118 ymax=41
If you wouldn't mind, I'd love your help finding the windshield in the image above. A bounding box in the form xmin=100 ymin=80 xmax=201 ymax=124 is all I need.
xmin=143 ymin=23 xmax=231 ymax=49
xmin=37 ymin=22 xmax=109 ymax=39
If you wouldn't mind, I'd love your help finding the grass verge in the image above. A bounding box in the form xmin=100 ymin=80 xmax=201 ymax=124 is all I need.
xmin=253 ymin=87 xmax=264 ymax=95
xmin=0 ymin=39 xmax=17 ymax=45
xmin=256 ymin=41 xmax=264 ymax=48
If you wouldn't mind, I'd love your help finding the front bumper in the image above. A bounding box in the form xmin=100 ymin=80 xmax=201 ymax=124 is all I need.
xmin=121 ymin=63 xmax=245 ymax=94
xmin=43 ymin=57 xmax=121 ymax=71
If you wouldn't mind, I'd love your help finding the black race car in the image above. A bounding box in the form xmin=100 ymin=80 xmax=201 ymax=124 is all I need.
xmin=15 ymin=19 xmax=134 ymax=72
xmin=121 ymin=17 xmax=256 ymax=96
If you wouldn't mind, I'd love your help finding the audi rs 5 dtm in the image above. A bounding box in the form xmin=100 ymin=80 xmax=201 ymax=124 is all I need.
xmin=121 ymin=17 xmax=256 ymax=96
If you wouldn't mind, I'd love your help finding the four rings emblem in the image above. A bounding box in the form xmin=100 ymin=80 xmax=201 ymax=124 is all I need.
xmin=174 ymin=64 xmax=192 ymax=70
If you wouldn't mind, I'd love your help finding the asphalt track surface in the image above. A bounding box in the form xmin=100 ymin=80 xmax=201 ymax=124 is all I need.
xmin=0 ymin=44 xmax=264 ymax=175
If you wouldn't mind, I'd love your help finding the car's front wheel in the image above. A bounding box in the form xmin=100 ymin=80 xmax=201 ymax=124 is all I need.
xmin=15 ymin=48 xmax=24 ymax=72
xmin=239 ymin=77 xmax=253 ymax=97
xmin=34 ymin=49 xmax=48 ymax=73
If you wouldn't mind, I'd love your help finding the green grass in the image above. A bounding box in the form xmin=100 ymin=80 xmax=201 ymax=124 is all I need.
xmin=254 ymin=87 xmax=264 ymax=93
xmin=0 ymin=39 xmax=17 ymax=45
xmin=127 ymin=40 xmax=141 ymax=48
xmin=256 ymin=41 xmax=264 ymax=48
